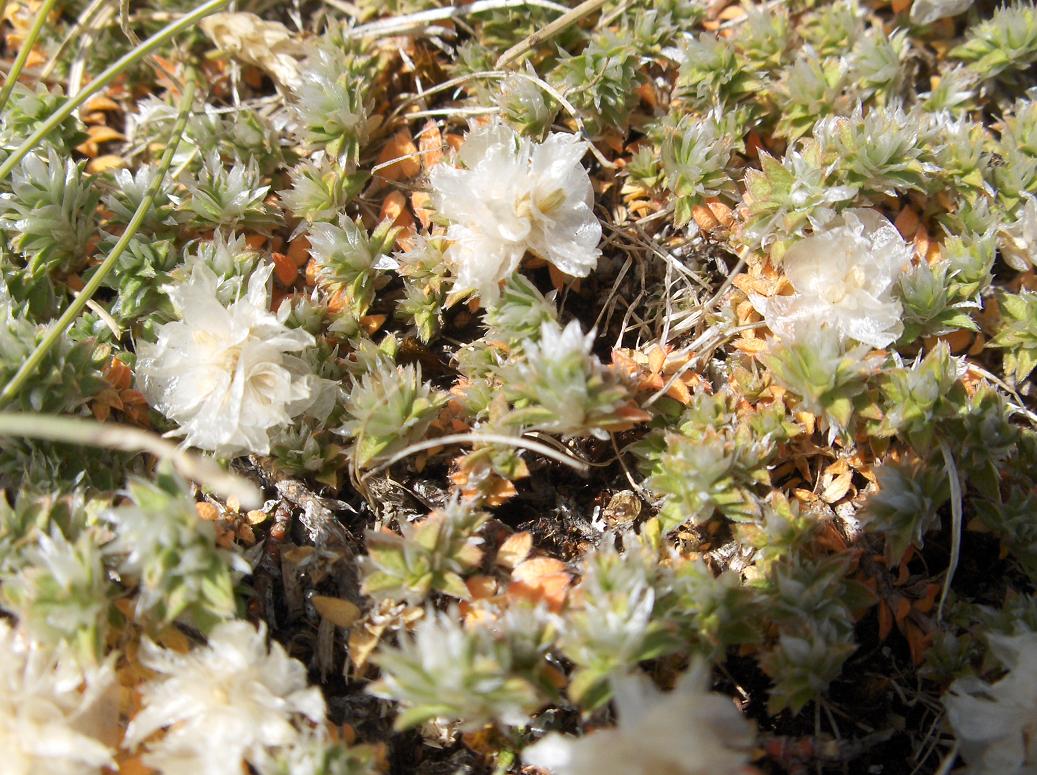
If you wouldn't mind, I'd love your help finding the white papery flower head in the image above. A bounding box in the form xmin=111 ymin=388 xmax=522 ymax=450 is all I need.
xmin=523 ymin=662 xmax=755 ymax=775
xmin=1001 ymin=195 xmax=1037 ymax=272
xmin=944 ymin=630 xmax=1037 ymax=775
xmin=0 ymin=622 xmax=116 ymax=775
xmin=137 ymin=261 xmax=325 ymax=456
xmin=751 ymin=208 xmax=913 ymax=349
xmin=429 ymin=120 xmax=601 ymax=302
xmin=125 ymin=620 xmax=327 ymax=775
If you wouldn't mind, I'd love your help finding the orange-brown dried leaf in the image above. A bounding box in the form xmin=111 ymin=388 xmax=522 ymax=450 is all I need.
xmin=376 ymin=129 xmax=421 ymax=181
xmin=508 ymin=557 xmax=571 ymax=611
xmin=417 ymin=119 xmax=445 ymax=170
xmin=496 ymin=531 xmax=533 ymax=570
xmin=287 ymin=235 xmax=311 ymax=267
xmin=87 ymin=155 xmax=127 ymax=173
xmin=271 ymin=251 xmax=298 ymax=287
xmin=379 ymin=190 xmax=415 ymax=239
xmin=411 ymin=191 xmax=436 ymax=230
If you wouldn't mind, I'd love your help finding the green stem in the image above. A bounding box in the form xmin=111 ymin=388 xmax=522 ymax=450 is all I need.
xmin=0 ymin=76 xmax=196 ymax=408
xmin=0 ymin=413 xmax=261 ymax=507
xmin=0 ymin=0 xmax=59 ymax=113
xmin=0 ymin=0 xmax=226 ymax=183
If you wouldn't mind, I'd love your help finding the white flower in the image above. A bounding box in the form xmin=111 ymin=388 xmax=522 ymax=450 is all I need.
xmin=1001 ymin=195 xmax=1037 ymax=272
xmin=944 ymin=630 xmax=1037 ymax=775
xmin=429 ymin=120 xmax=601 ymax=302
xmin=137 ymin=261 xmax=326 ymax=456
xmin=523 ymin=662 xmax=755 ymax=775
xmin=0 ymin=622 xmax=116 ymax=775
xmin=751 ymin=208 xmax=913 ymax=349
xmin=125 ymin=620 xmax=327 ymax=775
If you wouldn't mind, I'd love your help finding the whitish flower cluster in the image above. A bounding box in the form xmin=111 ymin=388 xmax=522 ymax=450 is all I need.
xmin=944 ymin=629 xmax=1037 ymax=775
xmin=103 ymin=474 xmax=249 ymax=630
xmin=752 ymin=208 xmax=913 ymax=349
xmin=1 ymin=529 xmax=109 ymax=658
xmin=500 ymin=319 xmax=634 ymax=439
xmin=0 ymin=622 xmax=116 ymax=775
xmin=137 ymin=261 xmax=330 ymax=456
xmin=370 ymin=607 xmax=541 ymax=730
xmin=125 ymin=620 xmax=327 ymax=775
xmin=429 ymin=120 xmax=602 ymax=302
xmin=523 ymin=663 xmax=755 ymax=775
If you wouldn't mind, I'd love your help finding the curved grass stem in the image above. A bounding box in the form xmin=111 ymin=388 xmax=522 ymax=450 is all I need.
xmin=0 ymin=413 xmax=261 ymax=507
xmin=362 ymin=432 xmax=591 ymax=479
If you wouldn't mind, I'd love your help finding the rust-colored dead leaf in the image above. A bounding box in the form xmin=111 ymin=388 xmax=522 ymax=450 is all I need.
xmin=647 ymin=346 xmax=667 ymax=375
xmin=376 ymin=130 xmax=421 ymax=181
xmin=118 ymin=754 xmax=154 ymax=775
xmin=348 ymin=625 xmax=382 ymax=674
xmin=509 ymin=557 xmax=571 ymax=611
xmin=411 ymin=191 xmax=435 ymax=230
xmin=104 ymin=357 xmax=132 ymax=390
xmin=444 ymin=133 xmax=464 ymax=152
xmin=547 ymin=263 xmax=579 ymax=292
xmin=379 ymin=190 xmax=415 ymax=236
xmin=271 ymin=251 xmax=298 ymax=287
xmin=287 ymin=235 xmax=310 ymax=267
xmin=244 ymin=233 xmax=267 ymax=250
xmin=246 ymin=509 xmax=269 ymax=525
xmin=905 ymin=621 xmax=933 ymax=665
xmin=87 ymin=125 xmax=127 ymax=144
xmin=692 ymin=203 xmax=721 ymax=232
xmin=360 ymin=314 xmax=386 ymax=335
xmin=417 ymin=119 xmax=445 ymax=170
xmin=894 ymin=206 xmax=920 ymax=240
xmin=466 ymin=575 xmax=499 ymax=600
xmin=733 ymin=336 xmax=768 ymax=354
xmin=705 ymin=198 xmax=734 ymax=229
xmin=496 ymin=531 xmax=533 ymax=570
xmin=913 ymin=221 xmax=930 ymax=262
xmin=195 ymin=502 xmax=220 ymax=521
